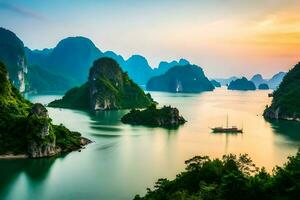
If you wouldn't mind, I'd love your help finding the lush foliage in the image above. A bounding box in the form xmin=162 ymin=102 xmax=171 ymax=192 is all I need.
xmin=27 ymin=65 xmax=73 ymax=93
xmin=134 ymin=150 xmax=300 ymax=200
xmin=228 ymin=77 xmax=256 ymax=91
xmin=49 ymin=83 xmax=90 ymax=110
xmin=147 ymin=65 xmax=214 ymax=93
xmin=49 ymin=57 xmax=154 ymax=110
xmin=121 ymin=104 xmax=186 ymax=128
xmin=0 ymin=61 xmax=83 ymax=156
xmin=265 ymin=62 xmax=300 ymax=118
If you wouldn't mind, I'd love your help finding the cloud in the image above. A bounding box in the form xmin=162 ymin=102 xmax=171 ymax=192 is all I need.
xmin=0 ymin=2 xmax=45 ymax=20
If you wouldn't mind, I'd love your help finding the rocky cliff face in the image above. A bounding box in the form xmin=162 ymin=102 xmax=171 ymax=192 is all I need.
xmin=89 ymin=58 xmax=124 ymax=110
xmin=0 ymin=27 xmax=27 ymax=92
xmin=27 ymin=104 xmax=57 ymax=158
xmin=48 ymin=57 xmax=155 ymax=110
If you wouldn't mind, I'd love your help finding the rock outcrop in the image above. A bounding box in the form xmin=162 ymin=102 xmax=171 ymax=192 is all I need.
xmin=0 ymin=61 xmax=90 ymax=158
xmin=48 ymin=57 xmax=155 ymax=110
xmin=26 ymin=104 xmax=56 ymax=158
xmin=264 ymin=62 xmax=300 ymax=121
xmin=0 ymin=27 xmax=27 ymax=92
xmin=121 ymin=105 xmax=186 ymax=128
xmin=147 ymin=64 xmax=214 ymax=93
xmin=228 ymin=77 xmax=256 ymax=91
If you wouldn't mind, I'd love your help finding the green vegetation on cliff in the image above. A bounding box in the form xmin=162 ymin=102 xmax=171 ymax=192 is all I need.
xmin=134 ymin=150 xmax=300 ymax=200
xmin=49 ymin=57 xmax=154 ymax=110
xmin=121 ymin=105 xmax=186 ymax=128
xmin=0 ymin=61 xmax=89 ymax=157
xmin=264 ymin=62 xmax=300 ymax=120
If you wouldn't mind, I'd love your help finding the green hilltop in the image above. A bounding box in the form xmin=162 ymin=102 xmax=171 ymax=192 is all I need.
xmin=49 ymin=57 xmax=155 ymax=110
xmin=264 ymin=62 xmax=300 ymax=120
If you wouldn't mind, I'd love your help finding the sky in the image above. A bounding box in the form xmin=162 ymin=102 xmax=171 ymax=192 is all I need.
xmin=0 ymin=0 xmax=300 ymax=78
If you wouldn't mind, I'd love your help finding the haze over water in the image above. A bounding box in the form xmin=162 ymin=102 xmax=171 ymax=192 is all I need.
xmin=0 ymin=88 xmax=299 ymax=200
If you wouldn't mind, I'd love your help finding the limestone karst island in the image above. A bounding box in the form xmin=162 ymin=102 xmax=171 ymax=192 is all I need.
xmin=0 ymin=1 xmax=300 ymax=200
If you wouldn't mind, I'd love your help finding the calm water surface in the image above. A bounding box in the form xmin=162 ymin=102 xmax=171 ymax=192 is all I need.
xmin=1 ymin=88 xmax=300 ymax=200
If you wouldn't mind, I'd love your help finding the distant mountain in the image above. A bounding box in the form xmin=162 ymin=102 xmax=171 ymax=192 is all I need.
xmin=268 ymin=72 xmax=286 ymax=89
xmin=258 ymin=83 xmax=269 ymax=90
xmin=26 ymin=37 xmax=103 ymax=86
xmin=250 ymin=74 xmax=267 ymax=87
xmin=27 ymin=65 xmax=73 ymax=93
xmin=0 ymin=27 xmax=27 ymax=92
xmin=25 ymin=35 xmax=191 ymax=89
xmin=215 ymin=76 xmax=238 ymax=86
xmin=147 ymin=64 xmax=214 ymax=93
xmin=103 ymin=52 xmax=190 ymax=86
xmin=250 ymin=72 xmax=286 ymax=89
xmin=264 ymin=63 xmax=300 ymax=120
xmin=49 ymin=57 xmax=154 ymax=110
xmin=103 ymin=51 xmax=126 ymax=67
xmin=47 ymin=37 xmax=103 ymax=84
xmin=210 ymin=79 xmax=221 ymax=87
xmin=153 ymin=58 xmax=190 ymax=76
xmin=124 ymin=55 xmax=153 ymax=85
xmin=24 ymin=47 xmax=52 ymax=67
xmin=228 ymin=77 xmax=256 ymax=91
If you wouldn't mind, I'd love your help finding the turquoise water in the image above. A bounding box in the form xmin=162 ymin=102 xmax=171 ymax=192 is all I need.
xmin=1 ymin=88 xmax=300 ymax=200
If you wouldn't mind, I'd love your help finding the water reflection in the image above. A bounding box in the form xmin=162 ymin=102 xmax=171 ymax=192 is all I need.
xmin=1 ymin=89 xmax=299 ymax=200
xmin=266 ymin=119 xmax=300 ymax=142
xmin=0 ymin=156 xmax=60 ymax=197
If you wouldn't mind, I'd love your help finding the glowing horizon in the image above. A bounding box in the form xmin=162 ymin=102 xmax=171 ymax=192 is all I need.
xmin=1 ymin=0 xmax=300 ymax=78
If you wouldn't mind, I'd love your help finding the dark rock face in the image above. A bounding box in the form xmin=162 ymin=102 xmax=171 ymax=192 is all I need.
xmin=228 ymin=77 xmax=256 ymax=91
xmin=147 ymin=65 xmax=214 ymax=93
xmin=0 ymin=27 xmax=27 ymax=92
xmin=89 ymin=58 xmax=124 ymax=110
xmin=48 ymin=57 xmax=155 ymax=110
xmin=29 ymin=103 xmax=48 ymax=118
xmin=264 ymin=62 xmax=300 ymax=121
xmin=258 ymin=83 xmax=269 ymax=90
xmin=121 ymin=105 xmax=186 ymax=128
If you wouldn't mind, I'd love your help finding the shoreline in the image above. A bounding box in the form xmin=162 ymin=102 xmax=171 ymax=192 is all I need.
xmin=0 ymin=137 xmax=92 ymax=159
xmin=0 ymin=154 xmax=28 ymax=159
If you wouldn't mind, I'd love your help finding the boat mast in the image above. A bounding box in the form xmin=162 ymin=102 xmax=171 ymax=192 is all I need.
xmin=226 ymin=114 xmax=228 ymax=128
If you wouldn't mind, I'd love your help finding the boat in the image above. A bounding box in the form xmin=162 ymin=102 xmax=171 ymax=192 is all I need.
xmin=211 ymin=115 xmax=243 ymax=133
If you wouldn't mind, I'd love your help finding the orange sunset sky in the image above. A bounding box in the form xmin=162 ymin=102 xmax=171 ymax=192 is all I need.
xmin=0 ymin=0 xmax=300 ymax=78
